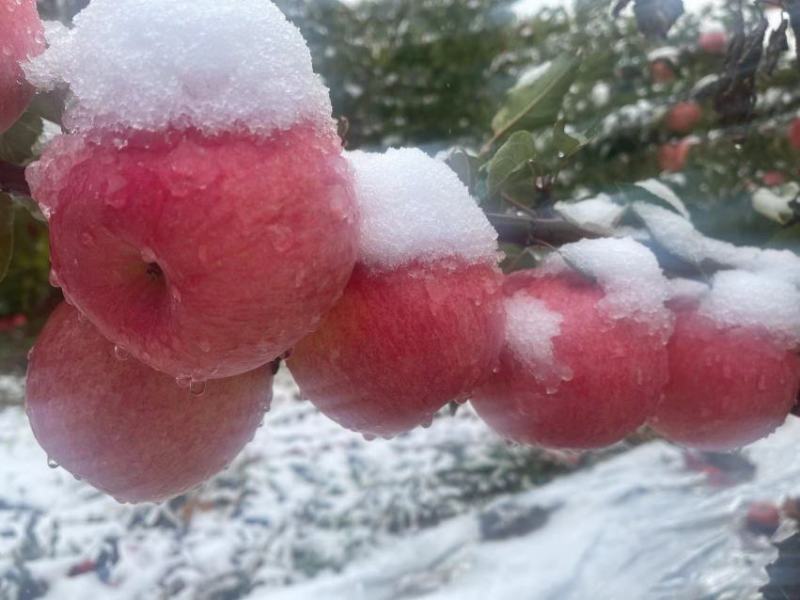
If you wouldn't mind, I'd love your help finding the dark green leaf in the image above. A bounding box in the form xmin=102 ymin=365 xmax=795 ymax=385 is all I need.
xmin=553 ymin=120 xmax=583 ymax=160
xmin=0 ymin=194 xmax=14 ymax=283
xmin=445 ymin=148 xmax=479 ymax=190
xmin=0 ymin=112 xmax=44 ymax=165
xmin=487 ymin=131 xmax=536 ymax=196
xmin=490 ymin=54 xmax=581 ymax=141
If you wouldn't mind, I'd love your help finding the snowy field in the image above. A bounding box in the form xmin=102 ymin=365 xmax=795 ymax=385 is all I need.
xmin=0 ymin=370 xmax=797 ymax=599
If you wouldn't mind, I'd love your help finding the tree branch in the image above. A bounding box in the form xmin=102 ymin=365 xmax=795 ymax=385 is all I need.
xmin=0 ymin=162 xmax=29 ymax=197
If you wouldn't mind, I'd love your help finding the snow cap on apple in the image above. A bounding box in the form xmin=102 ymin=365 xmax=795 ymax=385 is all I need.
xmin=347 ymin=148 xmax=500 ymax=270
xmin=25 ymin=0 xmax=333 ymax=135
xmin=288 ymin=148 xmax=504 ymax=438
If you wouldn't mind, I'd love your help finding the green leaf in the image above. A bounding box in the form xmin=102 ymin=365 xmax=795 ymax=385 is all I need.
xmin=552 ymin=118 xmax=601 ymax=160
xmin=0 ymin=112 xmax=44 ymax=165
xmin=490 ymin=54 xmax=581 ymax=141
xmin=0 ymin=194 xmax=14 ymax=284
xmin=487 ymin=131 xmax=536 ymax=196
xmin=445 ymin=148 xmax=479 ymax=190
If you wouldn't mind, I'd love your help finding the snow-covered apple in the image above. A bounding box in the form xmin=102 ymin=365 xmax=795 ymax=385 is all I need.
xmin=25 ymin=0 xmax=358 ymax=381
xmin=665 ymin=101 xmax=702 ymax=134
xmin=471 ymin=238 xmax=674 ymax=449
xmin=651 ymin=271 xmax=800 ymax=451
xmin=288 ymin=148 xmax=504 ymax=438
xmin=26 ymin=303 xmax=273 ymax=503
xmin=0 ymin=0 xmax=44 ymax=134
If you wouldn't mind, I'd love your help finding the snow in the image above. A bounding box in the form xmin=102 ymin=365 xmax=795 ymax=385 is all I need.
xmin=752 ymin=187 xmax=797 ymax=225
xmin=263 ymin=419 xmax=800 ymax=600
xmin=553 ymin=195 xmax=625 ymax=233
xmin=346 ymin=149 xmax=499 ymax=270
xmin=25 ymin=0 xmax=333 ymax=136
xmin=504 ymin=295 xmax=571 ymax=389
xmin=632 ymin=202 xmax=800 ymax=287
xmin=540 ymin=237 xmax=674 ymax=339
xmin=667 ymin=277 xmax=710 ymax=306
xmin=699 ymin=271 xmax=800 ymax=349
xmin=2 ymin=370 xmax=798 ymax=598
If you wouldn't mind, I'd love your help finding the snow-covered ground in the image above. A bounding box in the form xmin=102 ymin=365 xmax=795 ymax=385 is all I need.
xmin=0 ymin=371 xmax=797 ymax=599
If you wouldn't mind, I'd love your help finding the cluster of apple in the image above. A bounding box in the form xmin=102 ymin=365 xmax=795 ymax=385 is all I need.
xmin=3 ymin=0 xmax=800 ymax=505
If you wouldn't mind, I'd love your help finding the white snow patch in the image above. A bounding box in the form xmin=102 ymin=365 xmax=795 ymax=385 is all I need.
xmin=346 ymin=148 xmax=499 ymax=270
xmin=25 ymin=0 xmax=333 ymax=135
xmin=504 ymin=294 xmax=571 ymax=389
xmin=667 ymin=277 xmax=710 ymax=306
xmin=752 ymin=187 xmax=797 ymax=225
xmin=699 ymin=270 xmax=800 ymax=348
xmin=554 ymin=195 xmax=625 ymax=233
xmin=541 ymin=237 xmax=674 ymax=339
xmin=632 ymin=202 xmax=800 ymax=287
xmin=635 ymin=179 xmax=691 ymax=219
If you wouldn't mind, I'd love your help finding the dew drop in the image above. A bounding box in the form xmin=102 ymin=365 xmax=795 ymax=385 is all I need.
xmin=189 ymin=380 xmax=206 ymax=396
xmin=48 ymin=269 xmax=61 ymax=288
xmin=47 ymin=457 xmax=59 ymax=469
xmin=176 ymin=376 xmax=191 ymax=389
xmin=113 ymin=345 xmax=129 ymax=361
xmin=362 ymin=433 xmax=376 ymax=442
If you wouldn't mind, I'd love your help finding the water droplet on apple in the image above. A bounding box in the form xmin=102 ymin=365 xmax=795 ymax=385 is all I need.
xmin=140 ymin=247 xmax=157 ymax=264
xmin=362 ymin=433 xmax=376 ymax=442
xmin=175 ymin=376 xmax=191 ymax=389
xmin=189 ymin=380 xmax=206 ymax=396
xmin=113 ymin=345 xmax=129 ymax=361
xmin=47 ymin=457 xmax=59 ymax=469
xmin=421 ymin=418 xmax=433 ymax=429
xmin=48 ymin=269 xmax=61 ymax=288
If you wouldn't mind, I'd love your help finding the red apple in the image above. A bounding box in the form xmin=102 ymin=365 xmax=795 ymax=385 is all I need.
xmin=25 ymin=303 xmax=273 ymax=503
xmin=650 ymin=308 xmax=799 ymax=451
xmin=698 ymin=31 xmax=728 ymax=55
xmin=0 ymin=0 xmax=44 ymax=134
xmin=745 ymin=501 xmax=781 ymax=536
xmin=762 ymin=171 xmax=786 ymax=187
xmin=27 ymin=125 xmax=357 ymax=381
xmin=658 ymin=139 xmax=694 ymax=173
xmin=471 ymin=271 xmax=670 ymax=449
xmin=789 ymin=119 xmax=800 ymax=151
xmin=287 ymin=261 xmax=504 ymax=438
xmin=650 ymin=59 xmax=676 ymax=84
xmin=665 ymin=101 xmax=703 ymax=134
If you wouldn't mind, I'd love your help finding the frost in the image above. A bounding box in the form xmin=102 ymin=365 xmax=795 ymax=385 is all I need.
xmin=699 ymin=270 xmax=800 ymax=349
xmin=25 ymin=0 xmax=333 ymax=135
xmin=504 ymin=294 xmax=572 ymax=388
xmin=541 ymin=237 xmax=674 ymax=339
xmin=346 ymin=148 xmax=499 ymax=270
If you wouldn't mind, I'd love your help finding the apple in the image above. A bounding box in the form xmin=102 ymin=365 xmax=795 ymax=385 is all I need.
xmin=650 ymin=307 xmax=799 ymax=451
xmin=288 ymin=261 xmax=503 ymax=438
xmin=745 ymin=501 xmax=781 ymax=536
xmin=471 ymin=269 xmax=670 ymax=449
xmin=0 ymin=0 xmax=44 ymax=134
xmin=650 ymin=59 xmax=676 ymax=84
xmin=665 ymin=101 xmax=702 ymax=134
xmin=698 ymin=31 xmax=728 ymax=55
xmin=658 ymin=139 xmax=694 ymax=173
xmin=27 ymin=125 xmax=358 ymax=381
xmin=25 ymin=303 xmax=273 ymax=503
xmin=288 ymin=148 xmax=504 ymax=438
xmin=762 ymin=171 xmax=786 ymax=187
xmin=789 ymin=118 xmax=800 ymax=151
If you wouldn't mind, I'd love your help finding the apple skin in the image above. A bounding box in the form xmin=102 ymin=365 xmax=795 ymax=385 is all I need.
xmin=27 ymin=125 xmax=358 ymax=381
xmin=698 ymin=31 xmax=728 ymax=55
xmin=650 ymin=309 xmax=799 ymax=451
xmin=650 ymin=60 xmax=676 ymax=84
xmin=789 ymin=119 xmax=800 ymax=151
xmin=658 ymin=139 xmax=694 ymax=173
xmin=471 ymin=272 xmax=669 ymax=450
xmin=287 ymin=261 xmax=504 ymax=438
xmin=665 ymin=101 xmax=702 ymax=134
xmin=25 ymin=304 xmax=274 ymax=503
xmin=0 ymin=0 xmax=44 ymax=134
